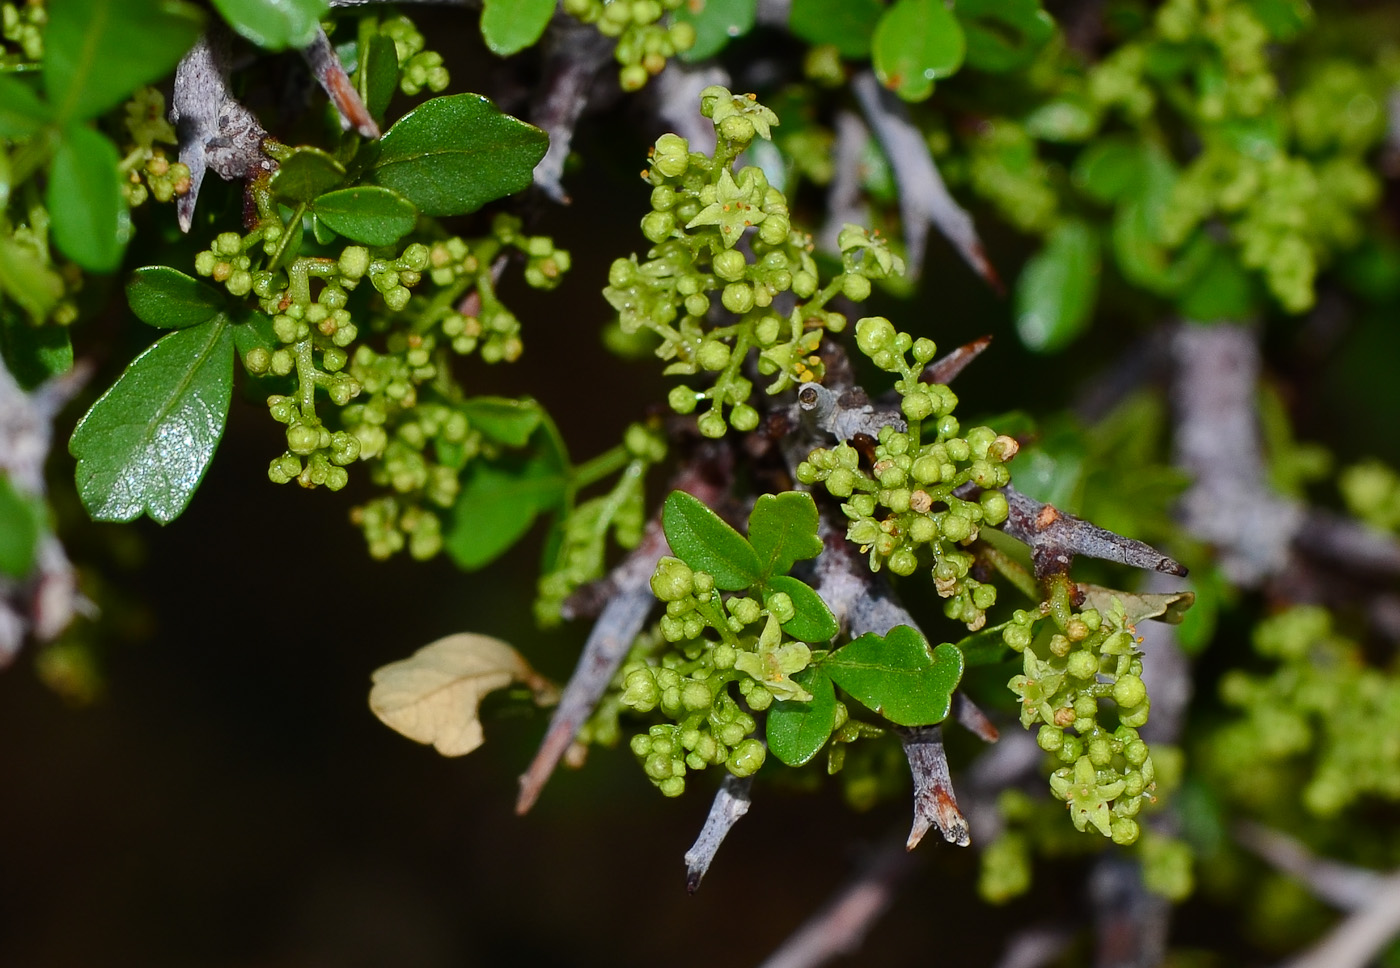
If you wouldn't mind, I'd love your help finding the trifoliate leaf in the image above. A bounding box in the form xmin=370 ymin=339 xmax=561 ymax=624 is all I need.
xmin=872 ymin=0 xmax=965 ymax=102
xmin=480 ymin=0 xmax=555 ymax=57
xmin=210 ymin=0 xmax=328 ymax=50
xmin=69 ymin=317 xmax=235 ymax=524
xmin=767 ymin=666 xmax=837 ymax=767
xmin=126 ymin=267 xmax=225 ymax=329
xmin=371 ymin=94 xmax=548 ymax=217
xmin=369 ymin=633 xmax=558 ymax=757
xmin=823 ymin=625 xmax=964 ymax=726
xmin=661 ymin=490 xmax=763 ymax=591
xmin=312 ymin=186 xmax=418 ymax=246
xmin=45 ymin=0 xmax=204 ymax=122
xmin=47 ymin=125 xmax=129 ymax=273
xmin=747 ymin=490 xmax=823 ymax=578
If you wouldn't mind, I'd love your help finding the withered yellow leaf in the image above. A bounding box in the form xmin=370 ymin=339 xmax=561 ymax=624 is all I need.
xmin=369 ymin=633 xmax=557 ymax=756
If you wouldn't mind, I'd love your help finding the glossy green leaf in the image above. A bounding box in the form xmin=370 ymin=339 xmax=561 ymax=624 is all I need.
xmin=0 ymin=473 xmax=44 ymax=578
xmin=461 ymin=396 xmax=543 ymax=447
xmin=127 ymin=267 xmax=225 ymax=329
xmin=767 ymin=666 xmax=837 ymax=767
xmin=312 ymin=186 xmax=417 ymax=246
xmin=481 ymin=0 xmax=555 ymax=56
xmin=0 ymin=74 xmax=51 ymax=137
xmin=45 ymin=0 xmax=204 ymax=122
xmin=676 ymin=0 xmax=758 ymax=61
xmin=747 ymin=490 xmax=822 ymax=578
xmin=872 ymin=0 xmax=965 ymax=102
xmin=47 ymin=125 xmax=128 ymax=273
xmin=361 ymin=34 xmax=400 ymax=121
xmin=0 ymin=310 xmax=72 ymax=389
xmin=766 ymin=575 xmax=839 ymax=644
xmin=824 ymin=625 xmax=964 ymax=726
xmin=661 ymin=490 xmax=763 ymax=591
xmin=371 ymin=94 xmax=548 ymax=217
xmin=1015 ymin=220 xmax=1099 ymax=353
xmin=444 ymin=434 xmax=567 ymax=570
xmin=1072 ymin=138 xmax=1147 ymax=204
xmin=69 ymin=318 xmax=236 ymax=524
xmin=956 ymin=0 xmax=1055 ymax=73
xmin=0 ymin=236 xmax=64 ymax=323
xmin=210 ymin=0 xmax=328 ymax=50
xmin=271 ymin=148 xmax=346 ymax=204
xmin=311 ymin=213 xmax=337 ymax=246
xmin=788 ymin=0 xmax=883 ymax=57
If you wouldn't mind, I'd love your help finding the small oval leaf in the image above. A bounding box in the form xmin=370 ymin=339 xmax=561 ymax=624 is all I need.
xmin=872 ymin=0 xmax=965 ymax=102
xmin=69 ymin=318 xmax=235 ymax=524
xmin=767 ymin=667 xmax=837 ymax=767
xmin=127 ymin=266 xmax=225 ymax=329
xmin=371 ymin=93 xmax=548 ymax=217
xmin=676 ymin=0 xmax=758 ymax=61
xmin=661 ymin=490 xmax=764 ymax=591
xmin=747 ymin=491 xmax=823 ymax=578
xmin=823 ymin=625 xmax=964 ymax=726
xmin=1015 ymin=219 xmax=1099 ymax=353
xmin=312 ymin=186 xmax=418 ymax=246
xmin=271 ymin=147 xmax=346 ymax=204
xmin=210 ymin=0 xmax=328 ymax=50
xmin=480 ymin=0 xmax=555 ymax=57
xmin=766 ymin=575 xmax=839 ymax=644
xmin=47 ymin=125 xmax=128 ymax=273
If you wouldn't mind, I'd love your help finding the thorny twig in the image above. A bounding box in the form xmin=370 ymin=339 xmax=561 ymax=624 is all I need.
xmin=850 ymin=71 xmax=1000 ymax=289
xmin=1279 ymin=869 xmax=1400 ymax=968
xmin=530 ymin=16 xmax=617 ymax=203
xmin=0 ymin=356 xmax=88 ymax=664
xmin=683 ymin=774 xmax=752 ymax=893
xmin=171 ymin=29 xmax=273 ymax=232
xmin=300 ymin=25 xmax=380 ymax=138
xmin=516 ymin=465 xmax=726 ymax=814
xmin=899 ymin=725 xmax=971 ymax=848
xmin=755 ymin=835 xmax=918 ymax=968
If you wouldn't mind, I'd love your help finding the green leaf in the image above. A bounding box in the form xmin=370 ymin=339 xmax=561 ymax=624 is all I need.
xmin=0 ymin=74 xmax=51 ymax=138
xmin=444 ymin=433 xmax=567 ymax=570
xmin=788 ymin=0 xmax=883 ymax=58
xmin=661 ymin=490 xmax=763 ymax=591
xmin=0 ymin=473 xmax=44 ymax=578
xmin=361 ymin=34 xmax=400 ymax=121
xmin=676 ymin=0 xmax=758 ymax=61
xmin=747 ymin=491 xmax=822 ymax=579
xmin=370 ymin=94 xmax=548 ymax=217
xmin=69 ymin=318 xmax=236 ymax=524
xmin=271 ymin=147 xmax=346 ymax=204
xmin=1072 ymin=138 xmax=1147 ymax=204
xmin=480 ymin=0 xmax=555 ymax=56
xmin=823 ymin=625 xmax=964 ymax=726
xmin=0 ymin=311 xmax=72 ymax=389
xmin=872 ymin=0 xmax=965 ymax=102
xmin=0 ymin=236 xmax=64 ymax=323
xmin=45 ymin=0 xmax=204 ymax=122
xmin=767 ymin=666 xmax=837 ymax=767
xmin=126 ymin=267 xmax=225 ymax=329
xmin=1015 ymin=219 xmax=1099 ymax=353
xmin=47 ymin=125 xmax=128 ymax=273
xmin=231 ymin=312 xmax=277 ymax=366
xmin=956 ymin=0 xmax=1055 ymax=74
xmin=1177 ymin=242 xmax=1255 ymax=322
xmin=766 ymin=575 xmax=839 ymax=644
xmin=210 ymin=0 xmax=328 ymax=50
xmin=461 ymin=396 xmax=543 ymax=447
xmin=312 ymin=186 xmax=418 ymax=246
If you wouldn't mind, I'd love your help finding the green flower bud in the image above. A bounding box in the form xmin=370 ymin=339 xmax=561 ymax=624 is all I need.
xmin=651 ymin=557 xmax=695 ymax=601
xmin=718 ymin=114 xmax=756 ymax=144
xmin=727 ymin=738 xmax=765 ymax=777
xmin=287 ymin=424 xmax=320 ymax=455
xmin=713 ymin=249 xmax=747 ymax=281
xmin=245 ymin=347 xmax=272 ymax=375
xmin=1113 ymin=674 xmax=1147 ymax=709
xmin=681 ymin=680 xmax=712 ymax=711
xmin=721 ymin=282 xmax=754 ymax=314
xmin=855 ymin=316 xmax=896 ymax=356
xmin=339 ymin=246 xmax=370 ymax=280
xmin=1067 ymin=650 xmax=1098 ymax=680
xmin=1110 ymin=818 xmax=1140 ymax=846
xmin=684 ymin=293 xmax=710 ymax=317
xmin=668 ymin=385 xmax=700 ymax=414
xmin=1037 ymin=725 xmax=1064 ymax=751
xmin=730 ymin=404 xmax=759 ymax=432
xmin=698 ymin=409 xmax=727 ymax=438
xmin=841 ymin=273 xmax=872 ymax=301
xmin=641 ymin=210 xmax=675 ymax=243
xmin=697 ymin=340 xmax=731 ymax=370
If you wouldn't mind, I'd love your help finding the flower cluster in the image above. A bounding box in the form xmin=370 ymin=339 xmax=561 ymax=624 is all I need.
xmin=561 ymin=0 xmax=695 ymax=91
